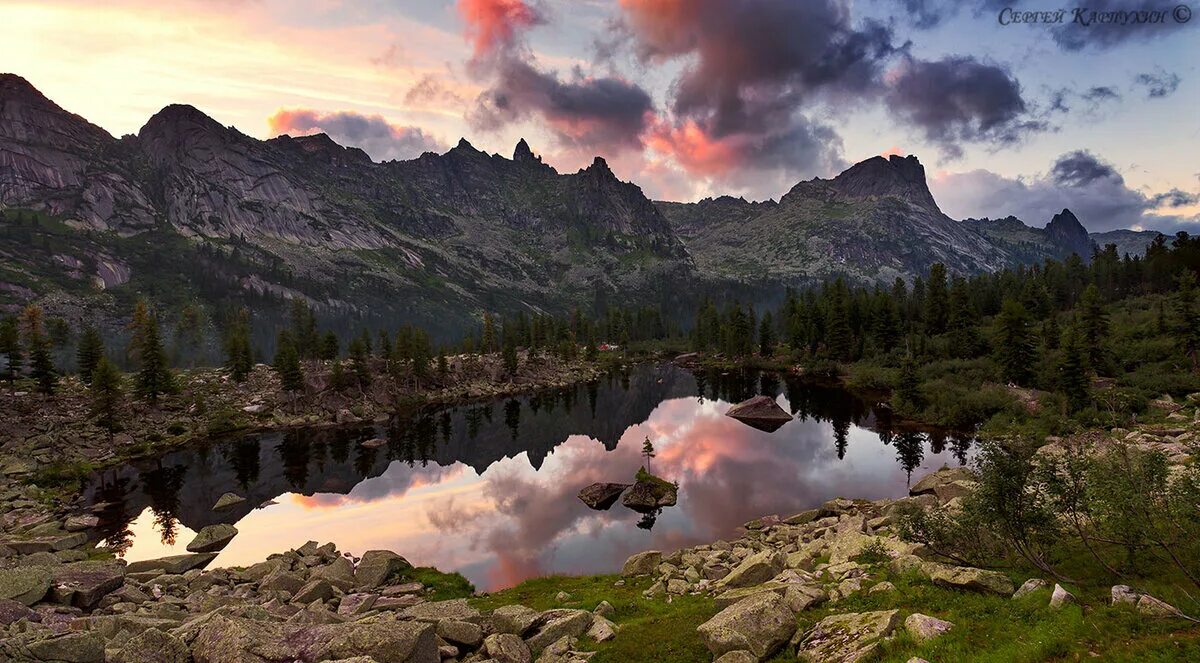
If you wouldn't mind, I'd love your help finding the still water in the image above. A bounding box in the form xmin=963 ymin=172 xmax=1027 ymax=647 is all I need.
xmin=82 ymin=364 xmax=972 ymax=592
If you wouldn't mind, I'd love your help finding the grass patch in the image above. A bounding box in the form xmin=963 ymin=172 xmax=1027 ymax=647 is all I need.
xmin=400 ymin=566 xmax=475 ymax=600
xmin=472 ymin=575 xmax=718 ymax=663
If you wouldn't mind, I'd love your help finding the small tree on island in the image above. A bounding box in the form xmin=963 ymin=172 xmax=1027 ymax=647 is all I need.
xmin=642 ymin=436 xmax=656 ymax=475
xmin=273 ymin=331 xmax=305 ymax=395
xmin=90 ymin=357 xmax=124 ymax=441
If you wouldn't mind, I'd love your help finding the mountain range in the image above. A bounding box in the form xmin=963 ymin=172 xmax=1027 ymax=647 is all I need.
xmin=0 ymin=73 xmax=1163 ymax=334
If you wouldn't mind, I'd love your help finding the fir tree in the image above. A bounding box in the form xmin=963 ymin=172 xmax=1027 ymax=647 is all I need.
xmin=827 ymin=281 xmax=852 ymax=360
xmin=1078 ymin=284 xmax=1109 ymax=371
xmin=1057 ymin=319 xmax=1090 ymax=412
xmin=76 ymin=326 xmax=104 ymax=384
xmin=1176 ymin=270 xmax=1200 ymax=371
xmin=641 ymin=437 xmax=656 ymax=474
xmin=348 ymin=336 xmax=371 ymax=387
xmin=924 ymin=263 xmax=949 ymax=335
xmin=22 ymin=305 xmax=56 ymax=395
xmin=994 ymin=298 xmax=1036 ymax=385
xmin=896 ymin=354 xmax=922 ymax=410
xmin=224 ymin=308 xmax=254 ymax=383
xmin=481 ymin=313 xmax=497 ymax=353
xmin=273 ymin=331 xmax=305 ymax=394
xmin=758 ymin=311 xmax=775 ymax=357
xmin=90 ymin=357 xmax=124 ymax=441
xmin=947 ymin=276 xmax=981 ymax=357
xmin=502 ymin=333 xmax=519 ymax=376
xmin=320 ymin=331 xmax=339 ymax=360
xmin=135 ymin=312 xmax=175 ymax=403
xmin=0 ymin=316 xmax=22 ymax=387
xmin=1042 ymin=315 xmax=1060 ymax=350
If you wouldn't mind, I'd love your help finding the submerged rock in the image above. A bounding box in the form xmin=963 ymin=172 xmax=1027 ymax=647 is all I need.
xmin=725 ymin=396 xmax=793 ymax=432
xmin=577 ymin=482 xmax=631 ymax=510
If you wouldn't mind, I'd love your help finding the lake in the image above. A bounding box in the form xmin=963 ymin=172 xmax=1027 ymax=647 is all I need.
xmin=82 ymin=364 xmax=973 ymax=592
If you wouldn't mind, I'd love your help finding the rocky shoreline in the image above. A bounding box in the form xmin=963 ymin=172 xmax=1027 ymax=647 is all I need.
xmin=0 ymin=391 xmax=1197 ymax=661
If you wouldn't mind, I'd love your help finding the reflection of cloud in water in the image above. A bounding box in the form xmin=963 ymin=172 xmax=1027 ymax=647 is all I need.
xmin=87 ymin=366 xmax=972 ymax=591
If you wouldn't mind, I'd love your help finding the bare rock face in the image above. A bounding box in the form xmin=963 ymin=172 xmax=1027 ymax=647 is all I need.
xmin=725 ymin=396 xmax=793 ymax=432
xmin=577 ymin=483 xmax=630 ymax=510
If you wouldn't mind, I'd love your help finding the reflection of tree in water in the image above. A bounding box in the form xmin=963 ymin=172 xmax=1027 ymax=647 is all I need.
xmin=466 ymin=405 xmax=484 ymax=440
xmin=354 ymin=444 xmax=377 ymax=477
xmin=587 ymin=381 xmax=598 ymax=418
xmin=504 ymin=399 xmax=521 ymax=441
xmin=833 ymin=417 xmax=850 ymax=460
xmin=759 ymin=372 xmax=781 ymax=398
xmin=928 ymin=431 xmax=946 ymax=455
xmin=695 ymin=371 xmax=708 ymax=403
xmin=636 ymin=508 xmax=661 ymax=530
xmin=894 ymin=432 xmax=925 ymax=484
xmin=90 ymin=473 xmax=135 ymax=555
xmin=223 ymin=437 xmax=261 ymax=490
xmin=439 ymin=411 xmax=452 ymax=446
xmin=276 ymin=431 xmax=312 ymax=490
xmin=950 ymin=433 xmax=973 ymax=465
xmin=330 ymin=433 xmax=351 ymax=465
xmin=140 ymin=462 xmax=188 ymax=545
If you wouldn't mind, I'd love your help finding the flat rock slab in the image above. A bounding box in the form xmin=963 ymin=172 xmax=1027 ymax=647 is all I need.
xmin=211 ymin=492 xmax=246 ymax=511
xmin=190 ymin=613 xmax=437 ymax=663
xmin=48 ymin=561 xmax=125 ymax=608
xmin=0 ymin=565 xmax=53 ymax=606
xmin=186 ymin=524 xmax=238 ymax=553
xmin=725 ymin=395 xmax=793 ymax=432
xmin=577 ymin=482 xmax=630 ymax=510
xmin=125 ymin=553 xmax=218 ymax=575
xmin=794 ymin=609 xmax=900 ymax=663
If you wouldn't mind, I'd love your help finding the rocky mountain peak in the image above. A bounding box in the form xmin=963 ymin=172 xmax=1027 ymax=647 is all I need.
xmin=0 ymin=73 xmax=51 ymax=104
xmin=286 ymin=133 xmax=373 ymax=166
xmin=584 ymin=156 xmax=613 ymax=177
xmin=513 ymin=138 xmax=539 ymax=163
xmin=1044 ymin=208 xmax=1094 ymax=259
xmin=829 ymin=154 xmax=940 ymax=213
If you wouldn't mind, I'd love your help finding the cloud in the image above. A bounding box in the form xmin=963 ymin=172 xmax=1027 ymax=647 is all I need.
xmin=931 ymin=149 xmax=1200 ymax=232
xmin=1134 ymin=69 xmax=1181 ymax=98
xmin=267 ymin=109 xmax=444 ymax=161
xmin=458 ymin=0 xmax=655 ymax=152
xmin=614 ymin=0 xmax=892 ymax=181
xmin=1050 ymin=0 xmax=1196 ymax=51
xmin=1081 ymin=86 xmax=1121 ymax=103
xmin=884 ymin=56 xmax=1047 ymax=158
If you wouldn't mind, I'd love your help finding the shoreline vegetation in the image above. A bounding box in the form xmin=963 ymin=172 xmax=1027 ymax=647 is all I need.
xmin=2 ymin=236 xmax=1200 ymax=660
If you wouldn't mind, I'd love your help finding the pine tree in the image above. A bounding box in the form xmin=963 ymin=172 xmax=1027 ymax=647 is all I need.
xmin=126 ymin=299 xmax=151 ymax=363
xmin=1042 ymin=315 xmax=1060 ymax=350
xmin=758 ymin=311 xmax=775 ymax=357
xmin=1175 ymin=270 xmax=1200 ymax=371
xmin=994 ymin=298 xmax=1036 ymax=385
xmin=22 ymin=305 xmax=56 ymax=395
xmin=0 ymin=316 xmax=22 ymax=387
xmin=1078 ymin=284 xmax=1109 ymax=371
xmin=481 ymin=313 xmax=497 ymax=353
xmin=273 ymin=331 xmax=305 ymax=394
xmin=641 ymin=436 xmax=656 ymax=474
xmin=924 ymin=263 xmax=949 ymax=335
xmin=348 ymin=336 xmax=371 ymax=387
xmin=827 ymin=281 xmax=852 ymax=360
xmin=584 ymin=330 xmax=598 ymax=362
xmin=502 ymin=333 xmax=519 ymax=376
xmin=90 ymin=357 xmax=124 ymax=441
xmin=174 ymin=304 xmax=205 ymax=367
xmin=76 ymin=326 xmax=104 ymax=384
xmin=896 ymin=354 xmax=922 ymax=410
xmin=224 ymin=308 xmax=254 ymax=383
xmin=872 ymin=294 xmax=901 ymax=352
xmin=320 ymin=331 xmax=339 ymax=360
xmin=947 ymin=276 xmax=981 ymax=357
xmin=1057 ymin=319 xmax=1090 ymax=412
xmin=135 ymin=313 xmax=175 ymax=403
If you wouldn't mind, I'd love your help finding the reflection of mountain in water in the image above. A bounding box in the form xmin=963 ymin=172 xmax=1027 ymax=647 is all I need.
xmin=82 ymin=364 xmax=973 ymax=554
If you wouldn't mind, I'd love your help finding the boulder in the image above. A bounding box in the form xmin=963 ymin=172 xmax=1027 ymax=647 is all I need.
xmin=525 ymin=609 xmax=593 ymax=653
xmin=0 ymin=565 xmax=53 ymax=605
xmin=577 ymin=482 xmax=631 ymax=510
xmin=64 ymin=514 xmax=99 ymax=532
xmin=437 ymin=620 xmax=483 ymax=648
xmin=491 ymin=604 xmax=540 ymax=635
xmin=212 ymin=492 xmax=246 ymax=510
xmin=716 ymin=550 xmax=785 ymax=589
xmin=904 ymin=613 xmax=953 ymax=642
xmin=725 ymin=396 xmax=793 ymax=432
xmin=292 ymin=578 xmax=334 ymax=604
xmin=697 ymin=591 xmax=796 ymax=660
xmin=114 ymin=627 xmax=189 ymax=663
xmin=587 ymin=614 xmax=617 ymax=642
xmin=622 ymin=478 xmax=677 ymax=513
xmin=355 ymin=550 xmax=411 ymax=588
xmin=125 ymin=553 xmax=217 ymax=575
xmin=1137 ymin=594 xmax=1182 ymax=617
xmin=186 ymin=524 xmax=238 ymax=553
xmin=1111 ymin=584 xmax=1138 ymax=606
xmin=483 ymin=633 xmax=531 ymax=663
xmin=909 ymin=467 xmax=976 ymax=503
xmin=48 ymin=560 xmax=125 ymax=608
xmin=1013 ymin=578 xmax=1048 ymax=599
xmin=714 ymin=652 xmax=759 ymax=663
xmin=1049 ymin=584 xmax=1076 ymax=609
xmin=621 ymin=551 xmax=662 ymax=577
xmin=27 ymin=631 xmax=104 ymax=663
xmin=190 ymin=613 xmax=437 ymax=663
xmin=793 ymin=609 xmax=900 ymax=663
xmin=399 ymin=598 xmax=482 ymax=624
xmin=924 ymin=562 xmax=1015 ymax=596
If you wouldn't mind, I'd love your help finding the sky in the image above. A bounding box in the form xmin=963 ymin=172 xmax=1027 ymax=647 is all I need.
xmin=2 ymin=0 xmax=1198 ymax=232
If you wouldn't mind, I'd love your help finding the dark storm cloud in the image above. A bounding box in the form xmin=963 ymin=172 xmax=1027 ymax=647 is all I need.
xmin=616 ymin=0 xmax=894 ymax=177
xmin=1050 ymin=0 xmax=1196 ymax=51
xmin=932 ymin=150 xmax=1200 ymax=233
xmin=1050 ymin=150 xmax=1121 ymax=186
xmin=1134 ymin=70 xmax=1182 ymax=98
xmin=1082 ymin=86 xmax=1121 ymax=103
xmin=884 ymin=56 xmax=1047 ymax=157
xmin=459 ymin=0 xmax=655 ymax=152
xmin=267 ymin=109 xmax=444 ymax=161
